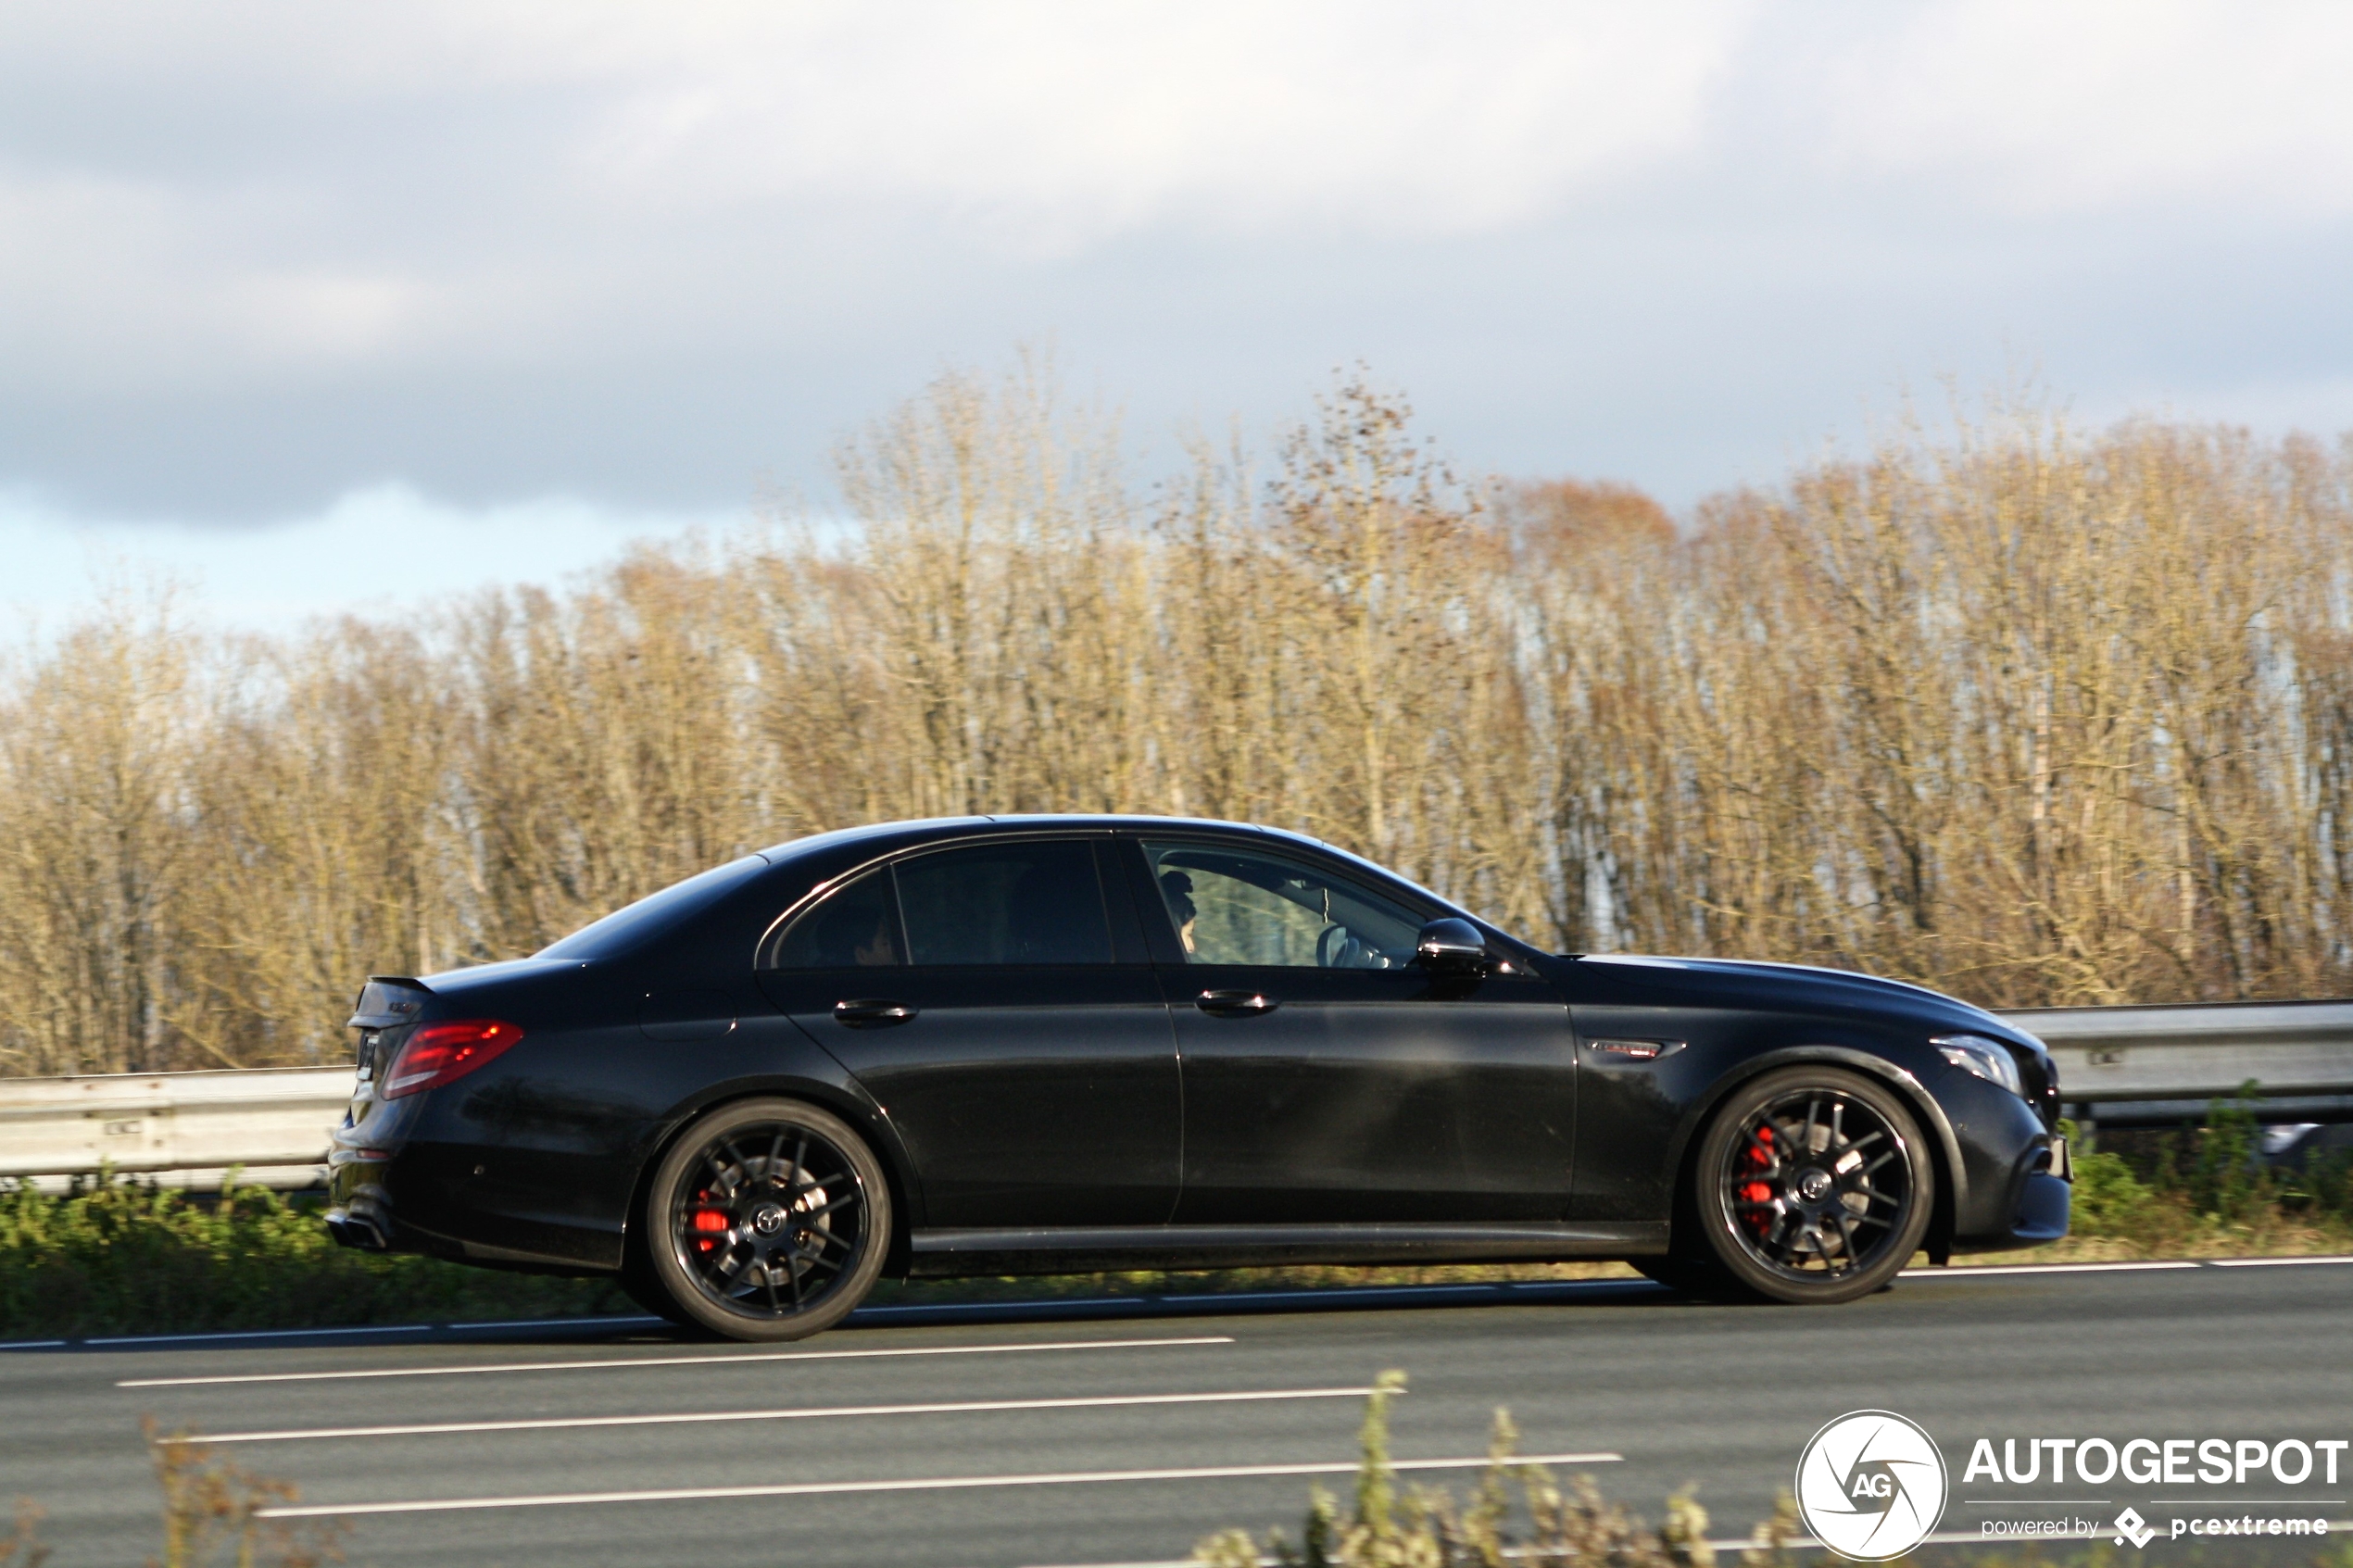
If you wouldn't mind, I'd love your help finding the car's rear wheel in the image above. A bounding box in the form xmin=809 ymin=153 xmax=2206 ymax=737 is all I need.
xmin=642 ymin=1098 xmax=891 ymax=1341
xmin=1692 ymin=1066 xmax=1932 ymax=1304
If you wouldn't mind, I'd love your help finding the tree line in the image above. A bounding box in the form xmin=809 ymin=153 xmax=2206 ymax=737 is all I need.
xmin=5 ymin=364 xmax=2349 ymax=1075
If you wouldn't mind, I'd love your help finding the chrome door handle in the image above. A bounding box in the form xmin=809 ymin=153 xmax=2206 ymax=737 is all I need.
xmin=1196 ymin=989 xmax=1278 ymax=1017
xmin=835 ymin=998 xmax=919 ymax=1027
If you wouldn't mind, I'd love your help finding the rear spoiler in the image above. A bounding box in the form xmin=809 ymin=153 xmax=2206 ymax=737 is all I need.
xmin=348 ymin=976 xmax=434 ymax=1030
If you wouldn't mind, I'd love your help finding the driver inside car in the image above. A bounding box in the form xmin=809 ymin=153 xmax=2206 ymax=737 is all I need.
xmin=1159 ymin=870 xmax=1199 ymax=957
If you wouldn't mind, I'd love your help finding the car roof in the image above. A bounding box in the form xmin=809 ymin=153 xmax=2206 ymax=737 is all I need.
xmin=758 ymin=812 xmax=1328 ymax=862
xmin=754 ymin=814 xmax=1478 ymax=928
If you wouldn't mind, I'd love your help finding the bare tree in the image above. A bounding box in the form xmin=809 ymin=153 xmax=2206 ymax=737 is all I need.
xmin=4 ymin=376 xmax=2349 ymax=1074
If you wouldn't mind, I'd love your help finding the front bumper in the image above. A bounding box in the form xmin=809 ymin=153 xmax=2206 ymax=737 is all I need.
xmin=1951 ymin=1132 xmax=2071 ymax=1254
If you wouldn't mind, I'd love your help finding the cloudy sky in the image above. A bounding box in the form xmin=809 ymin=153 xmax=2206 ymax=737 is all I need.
xmin=6 ymin=2 xmax=2351 ymax=624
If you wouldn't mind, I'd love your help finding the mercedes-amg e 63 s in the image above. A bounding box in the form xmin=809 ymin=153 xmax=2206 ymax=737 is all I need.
xmin=326 ymin=815 xmax=2070 ymax=1339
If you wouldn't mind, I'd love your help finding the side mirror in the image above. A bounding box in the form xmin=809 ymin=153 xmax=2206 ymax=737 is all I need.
xmin=1415 ymin=917 xmax=1491 ymax=976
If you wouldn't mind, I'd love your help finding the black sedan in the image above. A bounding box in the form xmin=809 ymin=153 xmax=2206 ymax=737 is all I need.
xmin=325 ymin=815 xmax=2070 ymax=1339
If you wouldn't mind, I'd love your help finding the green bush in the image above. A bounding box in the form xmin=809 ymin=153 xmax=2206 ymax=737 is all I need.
xmin=2053 ymin=1098 xmax=2353 ymax=1258
xmin=0 ymin=1175 xmax=623 ymax=1339
xmin=2065 ymin=1147 xmax=2164 ymax=1233
xmin=2188 ymin=1085 xmax=2271 ymax=1223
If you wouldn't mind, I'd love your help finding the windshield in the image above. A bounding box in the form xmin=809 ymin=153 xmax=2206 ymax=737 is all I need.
xmin=535 ymin=854 xmax=771 ymax=960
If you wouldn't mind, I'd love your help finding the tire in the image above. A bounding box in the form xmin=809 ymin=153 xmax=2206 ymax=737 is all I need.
xmin=1690 ymin=1066 xmax=1933 ymax=1305
xmin=641 ymin=1098 xmax=892 ymax=1342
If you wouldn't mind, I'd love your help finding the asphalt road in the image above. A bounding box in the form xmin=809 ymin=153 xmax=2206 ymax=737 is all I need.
xmin=4 ymin=1260 xmax=2349 ymax=1567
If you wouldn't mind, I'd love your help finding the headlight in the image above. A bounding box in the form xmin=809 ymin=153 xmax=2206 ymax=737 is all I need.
xmin=1932 ymin=1034 xmax=2023 ymax=1097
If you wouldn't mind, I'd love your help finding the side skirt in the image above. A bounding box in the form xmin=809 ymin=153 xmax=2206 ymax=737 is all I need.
xmin=906 ymin=1221 xmax=1669 ymax=1279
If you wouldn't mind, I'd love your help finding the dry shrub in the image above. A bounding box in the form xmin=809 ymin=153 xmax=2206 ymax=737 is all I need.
xmin=1193 ymin=1371 xmax=1778 ymax=1568
xmin=0 ymin=1500 xmax=48 ymax=1568
xmin=145 ymin=1419 xmax=346 ymax=1568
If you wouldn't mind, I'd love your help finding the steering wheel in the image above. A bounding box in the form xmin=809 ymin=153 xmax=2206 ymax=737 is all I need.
xmin=1316 ymin=922 xmax=1353 ymax=969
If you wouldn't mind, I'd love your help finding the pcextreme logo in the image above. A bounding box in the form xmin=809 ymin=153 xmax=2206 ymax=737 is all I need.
xmin=1795 ymin=1410 xmax=1950 ymax=1561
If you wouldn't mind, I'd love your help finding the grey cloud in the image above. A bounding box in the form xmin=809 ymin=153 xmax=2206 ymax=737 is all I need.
xmin=2 ymin=2 xmax=2349 ymax=524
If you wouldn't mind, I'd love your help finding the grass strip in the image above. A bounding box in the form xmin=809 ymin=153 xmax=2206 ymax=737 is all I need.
xmin=6 ymin=1101 xmax=2349 ymax=1339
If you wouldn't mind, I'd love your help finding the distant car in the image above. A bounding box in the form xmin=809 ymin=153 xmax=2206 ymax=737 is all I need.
xmin=326 ymin=815 xmax=2070 ymax=1339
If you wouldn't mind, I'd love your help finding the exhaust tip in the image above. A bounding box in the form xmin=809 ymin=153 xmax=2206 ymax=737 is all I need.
xmin=324 ymin=1204 xmax=390 ymax=1251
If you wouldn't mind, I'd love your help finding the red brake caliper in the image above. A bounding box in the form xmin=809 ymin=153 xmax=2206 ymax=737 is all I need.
xmin=1739 ymin=1125 xmax=1776 ymax=1236
xmin=689 ymin=1188 xmax=729 ymax=1253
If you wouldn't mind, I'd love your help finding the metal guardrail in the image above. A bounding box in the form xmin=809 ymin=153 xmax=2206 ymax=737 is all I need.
xmin=3 ymin=998 xmax=2352 ymax=1188
xmin=1998 ymin=999 xmax=2353 ymax=1100
xmin=1997 ymin=999 xmax=2353 ymax=1128
xmin=0 ymin=1065 xmax=353 ymax=1191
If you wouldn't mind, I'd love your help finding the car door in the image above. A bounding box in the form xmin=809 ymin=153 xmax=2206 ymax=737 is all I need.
xmin=755 ymin=834 xmax=1180 ymax=1229
xmin=1130 ymin=834 xmax=1576 ymax=1223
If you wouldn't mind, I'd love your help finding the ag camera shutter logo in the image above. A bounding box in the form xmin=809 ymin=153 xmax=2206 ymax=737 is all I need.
xmin=1796 ymin=1410 xmax=1949 ymax=1561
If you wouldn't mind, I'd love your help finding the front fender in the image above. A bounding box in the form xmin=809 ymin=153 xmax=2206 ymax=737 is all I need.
xmin=1664 ymin=1043 xmax=1969 ymax=1265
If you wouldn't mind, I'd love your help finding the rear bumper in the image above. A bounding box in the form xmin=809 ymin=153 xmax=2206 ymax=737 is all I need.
xmin=324 ymin=1137 xmax=622 ymax=1273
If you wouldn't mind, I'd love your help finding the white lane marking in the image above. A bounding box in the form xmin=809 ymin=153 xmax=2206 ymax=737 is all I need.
xmin=1899 ymin=1261 xmax=2202 ymax=1277
xmin=446 ymin=1315 xmax=663 ymax=1331
xmin=847 ymin=1279 xmax=1644 ymax=1319
xmin=1145 ymin=1281 xmax=1639 ymax=1305
xmin=88 ymin=1323 xmax=431 ymax=1347
xmin=117 ymin=1334 xmax=1234 ymax=1389
xmin=76 ymin=1254 xmax=2334 ymax=1374
xmin=255 ymin=1449 xmax=1625 ymax=1519
xmin=855 ymin=1298 xmax=1143 ymax=1315
xmin=178 ymin=1386 xmax=1382 ymax=1446
xmin=0 ymin=1340 xmax=67 ymax=1350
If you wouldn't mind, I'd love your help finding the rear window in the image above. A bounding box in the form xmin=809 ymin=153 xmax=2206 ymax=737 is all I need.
xmin=765 ymin=838 xmax=1122 ymax=969
xmin=771 ymin=868 xmax=903 ymax=968
xmin=895 ymin=840 xmax=1113 ymax=965
xmin=535 ymin=855 xmax=771 ymax=961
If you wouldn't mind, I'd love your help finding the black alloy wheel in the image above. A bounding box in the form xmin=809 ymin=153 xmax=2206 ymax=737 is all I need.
xmin=1692 ymin=1066 xmax=1933 ymax=1303
xmin=643 ymin=1098 xmax=891 ymax=1341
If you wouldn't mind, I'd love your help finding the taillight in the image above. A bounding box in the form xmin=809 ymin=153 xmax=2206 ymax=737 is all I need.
xmin=380 ymin=1020 xmax=523 ymax=1098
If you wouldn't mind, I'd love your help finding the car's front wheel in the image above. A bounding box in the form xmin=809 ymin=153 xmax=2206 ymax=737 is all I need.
xmin=642 ymin=1097 xmax=892 ymax=1341
xmin=1691 ymin=1066 xmax=1933 ymax=1303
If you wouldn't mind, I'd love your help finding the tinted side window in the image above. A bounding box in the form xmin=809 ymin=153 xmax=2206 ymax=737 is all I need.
xmin=895 ymin=840 xmax=1113 ymax=966
xmin=1141 ymin=839 xmax=1424 ymax=968
xmin=773 ymin=868 xmax=903 ymax=968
